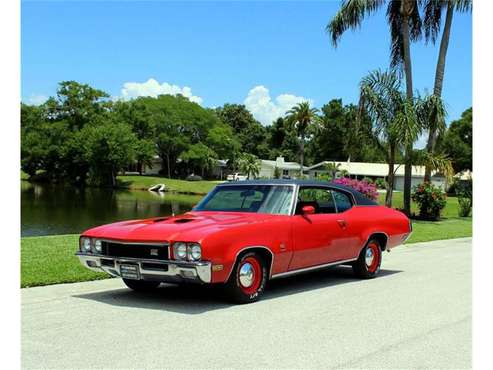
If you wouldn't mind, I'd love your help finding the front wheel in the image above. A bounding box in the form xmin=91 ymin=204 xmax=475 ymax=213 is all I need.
xmin=224 ymin=252 xmax=267 ymax=304
xmin=352 ymin=239 xmax=382 ymax=279
xmin=122 ymin=278 xmax=161 ymax=292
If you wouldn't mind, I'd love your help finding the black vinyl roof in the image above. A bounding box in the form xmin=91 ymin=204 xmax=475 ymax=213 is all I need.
xmin=216 ymin=179 xmax=378 ymax=206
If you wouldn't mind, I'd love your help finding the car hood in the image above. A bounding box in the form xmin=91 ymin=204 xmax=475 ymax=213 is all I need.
xmin=82 ymin=211 xmax=279 ymax=243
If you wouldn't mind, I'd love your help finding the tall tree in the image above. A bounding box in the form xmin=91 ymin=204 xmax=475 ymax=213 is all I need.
xmin=267 ymin=117 xmax=300 ymax=162
xmin=45 ymin=81 xmax=110 ymax=130
xmin=215 ymin=104 xmax=269 ymax=157
xmin=421 ymin=0 xmax=472 ymax=180
xmin=437 ymin=107 xmax=472 ymax=173
xmin=285 ymin=102 xmax=320 ymax=175
xmin=359 ymin=70 xmax=421 ymax=207
xmin=114 ymin=99 xmax=156 ymax=174
xmin=327 ymin=0 xmax=422 ymax=214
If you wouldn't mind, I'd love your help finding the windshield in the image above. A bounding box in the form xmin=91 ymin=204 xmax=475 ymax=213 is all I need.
xmin=194 ymin=185 xmax=294 ymax=215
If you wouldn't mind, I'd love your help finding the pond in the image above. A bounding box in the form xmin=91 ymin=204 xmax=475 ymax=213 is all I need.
xmin=21 ymin=181 xmax=203 ymax=237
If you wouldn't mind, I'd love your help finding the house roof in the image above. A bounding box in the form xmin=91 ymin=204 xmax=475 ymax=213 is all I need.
xmin=306 ymin=161 xmax=441 ymax=178
xmin=261 ymin=159 xmax=307 ymax=171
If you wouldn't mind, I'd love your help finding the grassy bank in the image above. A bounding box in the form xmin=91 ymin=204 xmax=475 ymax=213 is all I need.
xmin=21 ymin=172 xmax=221 ymax=195
xmin=118 ymin=175 xmax=221 ymax=194
xmin=21 ymin=234 xmax=108 ymax=288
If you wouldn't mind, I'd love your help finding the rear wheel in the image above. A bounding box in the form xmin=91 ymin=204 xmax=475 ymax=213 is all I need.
xmin=352 ymin=239 xmax=382 ymax=279
xmin=224 ymin=252 xmax=267 ymax=304
xmin=122 ymin=279 xmax=161 ymax=292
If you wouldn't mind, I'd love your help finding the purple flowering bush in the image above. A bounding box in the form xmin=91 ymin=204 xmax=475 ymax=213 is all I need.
xmin=332 ymin=177 xmax=379 ymax=201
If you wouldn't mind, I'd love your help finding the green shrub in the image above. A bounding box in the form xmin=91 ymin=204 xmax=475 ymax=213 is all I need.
xmin=374 ymin=177 xmax=386 ymax=189
xmin=317 ymin=173 xmax=333 ymax=181
xmin=411 ymin=182 xmax=447 ymax=220
xmin=455 ymin=179 xmax=472 ymax=217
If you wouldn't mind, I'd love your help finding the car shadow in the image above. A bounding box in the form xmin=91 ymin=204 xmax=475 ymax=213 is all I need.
xmin=74 ymin=266 xmax=402 ymax=315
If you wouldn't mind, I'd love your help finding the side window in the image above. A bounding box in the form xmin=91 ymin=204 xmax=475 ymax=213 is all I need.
xmin=296 ymin=187 xmax=337 ymax=214
xmin=332 ymin=190 xmax=353 ymax=213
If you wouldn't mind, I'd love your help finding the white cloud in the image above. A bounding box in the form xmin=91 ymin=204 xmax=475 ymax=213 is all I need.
xmin=119 ymin=78 xmax=203 ymax=104
xmin=244 ymin=85 xmax=312 ymax=125
xmin=25 ymin=94 xmax=48 ymax=106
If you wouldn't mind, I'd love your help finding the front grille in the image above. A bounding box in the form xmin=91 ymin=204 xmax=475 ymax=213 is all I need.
xmin=101 ymin=241 xmax=169 ymax=260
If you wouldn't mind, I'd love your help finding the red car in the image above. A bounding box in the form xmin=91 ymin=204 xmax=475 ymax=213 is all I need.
xmin=77 ymin=180 xmax=412 ymax=303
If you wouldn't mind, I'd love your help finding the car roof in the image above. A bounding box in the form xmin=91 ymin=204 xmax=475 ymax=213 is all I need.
xmin=216 ymin=179 xmax=378 ymax=206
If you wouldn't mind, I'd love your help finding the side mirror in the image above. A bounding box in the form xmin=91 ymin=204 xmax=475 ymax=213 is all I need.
xmin=302 ymin=205 xmax=315 ymax=215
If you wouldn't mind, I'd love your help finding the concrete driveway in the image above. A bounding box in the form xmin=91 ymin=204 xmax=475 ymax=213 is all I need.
xmin=22 ymin=238 xmax=471 ymax=369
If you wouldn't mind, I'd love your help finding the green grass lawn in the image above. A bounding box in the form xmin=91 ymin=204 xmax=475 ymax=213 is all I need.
xmin=21 ymin=234 xmax=108 ymax=288
xmin=21 ymin=190 xmax=471 ymax=288
xmin=116 ymin=175 xmax=222 ymax=194
xmin=379 ymin=192 xmax=472 ymax=243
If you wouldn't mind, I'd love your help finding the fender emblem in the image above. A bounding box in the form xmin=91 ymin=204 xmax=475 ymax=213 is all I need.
xmin=280 ymin=243 xmax=287 ymax=252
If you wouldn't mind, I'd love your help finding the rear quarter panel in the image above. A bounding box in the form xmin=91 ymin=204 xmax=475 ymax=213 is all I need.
xmin=344 ymin=205 xmax=411 ymax=257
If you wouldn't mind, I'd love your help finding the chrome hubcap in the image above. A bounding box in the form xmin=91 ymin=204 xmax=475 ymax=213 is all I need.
xmin=365 ymin=248 xmax=374 ymax=267
xmin=239 ymin=262 xmax=255 ymax=287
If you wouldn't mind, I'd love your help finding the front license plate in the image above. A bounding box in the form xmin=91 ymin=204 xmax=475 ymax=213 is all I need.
xmin=120 ymin=264 xmax=140 ymax=280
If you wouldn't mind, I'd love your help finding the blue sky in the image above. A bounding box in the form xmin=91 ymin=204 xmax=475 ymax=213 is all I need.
xmin=22 ymin=0 xmax=472 ymax=135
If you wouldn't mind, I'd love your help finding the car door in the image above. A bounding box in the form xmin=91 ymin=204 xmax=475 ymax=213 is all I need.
xmin=329 ymin=188 xmax=360 ymax=260
xmin=288 ymin=186 xmax=349 ymax=270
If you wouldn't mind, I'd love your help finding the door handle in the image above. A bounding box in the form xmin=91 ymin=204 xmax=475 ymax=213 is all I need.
xmin=337 ymin=219 xmax=347 ymax=229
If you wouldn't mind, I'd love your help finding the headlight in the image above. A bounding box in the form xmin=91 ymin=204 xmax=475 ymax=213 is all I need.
xmin=173 ymin=242 xmax=188 ymax=260
xmin=80 ymin=237 xmax=92 ymax=253
xmin=93 ymin=239 xmax=102 ymax=254
xmin=188 ymin=243 xmax=201 ymax=261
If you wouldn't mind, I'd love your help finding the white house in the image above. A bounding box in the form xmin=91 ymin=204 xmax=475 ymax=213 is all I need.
xmin=305 ymin=160 xmax=447 ymax=191
xmin=259 ymin=157 xmax=305 ymax=179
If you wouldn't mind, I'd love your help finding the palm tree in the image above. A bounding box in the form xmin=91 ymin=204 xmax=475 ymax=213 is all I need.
xmin=238 ymin=153 xmax=261 ymax=179
xmin=327 ymin=0 xmax=422 ymax=215
xmin=285 ymin=102 xmax=320 ymax=175
xmin=359 ymin=70 xmax=421 ymax=207
xmin=421 ymin=0 xmax=472 ymax=180
xmin=414 ymin=93 xmax=454 ymax=183
xmin=325 ymin=162 xmax=341 ymax=179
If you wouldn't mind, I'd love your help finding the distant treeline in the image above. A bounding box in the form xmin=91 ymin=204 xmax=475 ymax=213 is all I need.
xmin=21 ymin=81 xmax=471 ymax=187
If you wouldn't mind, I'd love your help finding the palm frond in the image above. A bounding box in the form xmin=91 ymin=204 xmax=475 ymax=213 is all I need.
xmin=327 ymin=0 xmax=385 ymax=46
xmin=423 ymin=0 xmax=444 ymax=44
xmin=388 ymin=1 xmax=422 ymax=70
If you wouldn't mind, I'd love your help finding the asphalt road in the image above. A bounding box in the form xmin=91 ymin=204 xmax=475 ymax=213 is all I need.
xmin=22 ymin=238 xmax=471 ymax=369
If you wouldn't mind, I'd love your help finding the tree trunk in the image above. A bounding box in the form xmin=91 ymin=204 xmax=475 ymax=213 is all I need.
xmin=299 ymin=131 xmax=305 ymax=178
xmin=424 ymin=1 xmax=454 ymax=181
xmin=166 ymin=153 xmax=171 ymax=179
xmin=401 ymin=7 xmax=414 ymax=216
xmin=111 ymin=168 xmax=117 ymax=188
xmin=385 ymin=143 xmax=396 ymax=207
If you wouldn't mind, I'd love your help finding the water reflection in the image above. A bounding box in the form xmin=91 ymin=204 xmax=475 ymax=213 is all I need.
xmin=21 ymin=182 xmax=203 ymax=237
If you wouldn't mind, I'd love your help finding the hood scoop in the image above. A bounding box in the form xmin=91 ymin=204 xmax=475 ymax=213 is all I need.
xmin=173 ymin=218 xmax=195 ymax=224
xmin=152 ymin=217 xmax=170 ymax=223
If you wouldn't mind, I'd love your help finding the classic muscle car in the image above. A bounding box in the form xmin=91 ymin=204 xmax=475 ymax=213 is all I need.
xmin=77 ymin=180 xmax=412 ymax=303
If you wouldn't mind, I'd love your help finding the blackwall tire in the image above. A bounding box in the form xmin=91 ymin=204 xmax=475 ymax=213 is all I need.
xmin=352 ymin=238 xmax=382 ymax=279
xmin=224 ymin=252 xmax=267 ymax=304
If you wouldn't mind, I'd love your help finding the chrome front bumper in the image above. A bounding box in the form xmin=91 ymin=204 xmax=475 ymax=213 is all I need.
xmin=76 ymin=253 xmax=212 ymax=284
